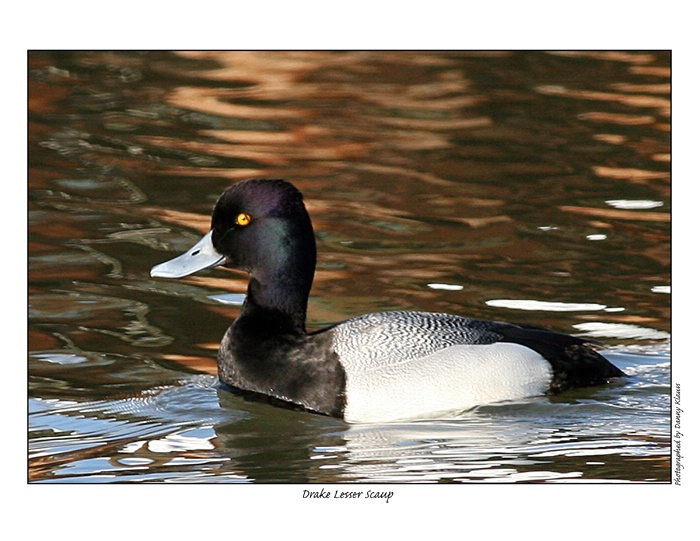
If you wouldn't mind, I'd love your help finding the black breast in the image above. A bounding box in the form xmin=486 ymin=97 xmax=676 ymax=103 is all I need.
xmin=217 ymin=309 xmax=347 ymax=417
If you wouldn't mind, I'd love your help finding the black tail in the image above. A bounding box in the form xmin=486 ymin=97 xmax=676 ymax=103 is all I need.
xmin=498 ymin=325 xmax=626 ymax=393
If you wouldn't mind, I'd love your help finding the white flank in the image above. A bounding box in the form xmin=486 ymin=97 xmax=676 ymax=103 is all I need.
xmin=342 ymin=343 xmax=552 ymax=423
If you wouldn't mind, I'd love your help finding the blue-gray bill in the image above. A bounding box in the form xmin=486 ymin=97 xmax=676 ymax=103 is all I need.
xmin=150 ymin=231 xmax=225 ymax=279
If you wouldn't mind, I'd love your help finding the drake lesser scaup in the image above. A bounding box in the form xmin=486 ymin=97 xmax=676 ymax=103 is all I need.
xmin=151 ymin=178 xmax=625 ymax=423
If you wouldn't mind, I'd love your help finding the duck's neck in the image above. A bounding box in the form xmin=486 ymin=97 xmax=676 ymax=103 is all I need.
xmin=238 ymin=225 xmax=316 ymax=335
xmin=241 ymin=273 xmax=311 ymax=334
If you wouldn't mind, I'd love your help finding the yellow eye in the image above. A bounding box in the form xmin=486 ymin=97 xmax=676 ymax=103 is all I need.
xmin=236 ymin=213 xmax=252 ymax=226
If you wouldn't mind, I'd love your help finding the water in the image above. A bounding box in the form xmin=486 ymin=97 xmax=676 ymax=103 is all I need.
xmin=28 ymin=51 xmax=670 ymax=484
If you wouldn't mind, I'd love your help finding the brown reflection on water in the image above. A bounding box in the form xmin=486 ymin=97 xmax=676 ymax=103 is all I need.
xmin=144 ymin=207 xmax=210 ymax=234
xmin=161 ymin=354 xmax=218 ymax=375
xmin=560 ymin=205 xmax=670 ymax=222
xmin=593 ymin=165 xmax=670 ymax=187
xmin=153 ymin=51 xmax=493 ymax=182
xmin=537 ymin=83 xmax=670 ymax=114
xmin=28 ymin=51 xmax=671 ymax=328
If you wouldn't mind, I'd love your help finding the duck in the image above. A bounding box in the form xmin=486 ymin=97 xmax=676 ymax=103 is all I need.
xmin=150 ymin=178 xmax=625 ymax=423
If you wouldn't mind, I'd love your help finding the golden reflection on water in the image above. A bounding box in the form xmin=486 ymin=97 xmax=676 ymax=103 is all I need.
xmin=28 ymin=50 xmax=671 ymax=329
xmin=153 ymin=51 xmax=669 ymax=186
xmin=157 ymin=51 xmax=492 ymax=178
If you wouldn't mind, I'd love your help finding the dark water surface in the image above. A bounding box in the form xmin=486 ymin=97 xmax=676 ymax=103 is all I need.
xmin=28 ymin=51 xmax=670 ymax=483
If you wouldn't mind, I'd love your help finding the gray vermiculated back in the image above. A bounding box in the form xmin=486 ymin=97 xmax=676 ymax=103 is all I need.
xmin=331 ymin=311 xmax=504 ymax=369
